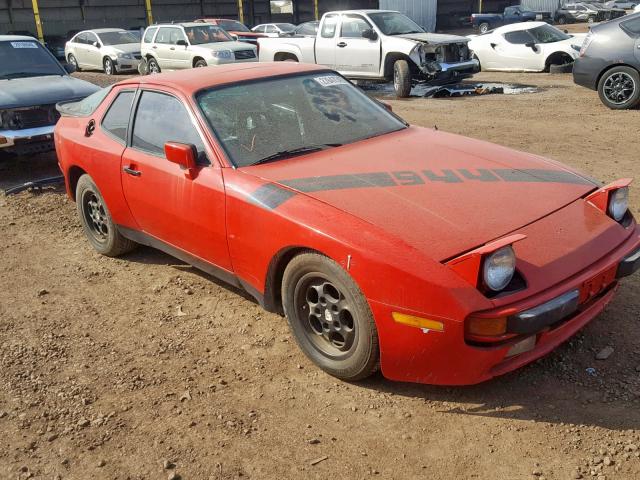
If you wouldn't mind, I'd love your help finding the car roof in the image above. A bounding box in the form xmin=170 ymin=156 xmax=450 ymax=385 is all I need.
xmin=494 ymin=21 xmax=549 ymax=33
xmin=0 ymin=35 xmax=39 ymax=41
xmin=153 ymin=22 xmax=207 ymax=28
xmin=115 ymin=62 xmax=330 ymax=94
xmin=87 ymin=28 xmax=126 ymax=33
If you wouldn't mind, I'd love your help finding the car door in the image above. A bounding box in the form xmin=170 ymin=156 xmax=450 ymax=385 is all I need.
xmin=120 ymin=89 xmax=232 ymax=272
xmin=495 ymin=30 xmax=541 ymax=70
xmin=152 ymin=27 xmax=175 ymax=69
xmin=169 ymin=28 xmax=191 ymax=69
xmin=84 ymin=32 xmax=103 ymax=69
xmin=315 ymin=14 xmax=339 ymax=68
xmin=334 ymin=13 xmax=381 ymax=77
xmin=72 ymin=33 xmax=90 ymax=66
xmin=476 ymin=32 xmax=502 ymax=70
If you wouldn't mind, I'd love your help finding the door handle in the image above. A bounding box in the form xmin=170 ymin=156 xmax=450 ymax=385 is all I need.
xmin=152 ymin=45 xmax=157 ymax=49
xmin=123 ymin=166 xmax=141 ymax=177
xmin=490 ymin=43 xmax=497 ymax=49
xmin=170 ymin=47 xmax=175 ymax=50
xmin=85 ymin=119 xmax=95 ymax=137
xmin=337 ymin=42 xmax=347 ymax=48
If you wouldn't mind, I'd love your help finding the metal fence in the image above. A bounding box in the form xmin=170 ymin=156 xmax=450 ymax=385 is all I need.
xmin=379 ymin=0 xmax=438 ymax=32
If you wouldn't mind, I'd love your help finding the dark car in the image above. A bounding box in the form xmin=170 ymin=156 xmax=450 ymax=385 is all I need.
xmin=472 ymin=6 xmax=541 ymax=34
xmin=573 ymin=13 xmax=640 ymax=109
xmin=0 ymin=35 xmax=100 ymax=157
xmin=44 ymin=35 xmax=67 ymax=60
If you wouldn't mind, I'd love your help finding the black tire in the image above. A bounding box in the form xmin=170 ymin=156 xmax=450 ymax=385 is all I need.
xmin=393 ymin=59 xmax=412 ymax=98
xmin=557 ymin=15 xmax=567 ymax=25
xmin=147 ymin=57 xmax=161 ymax=74
xmin=472 ymin=53 xmax=481 ymax=72
xmin=194 ymin=58 xmax=207 ymax=68
xmin=76 ymin=174 xmax=136 ymax=257
xmin=479 ymin=22 xmax=490 ymax=34
xmin=597 ymin=66 xmax=640 ymax=110
xmin=103 ymin=57 xmax=115 ymax=75
xmin=587 ymin=16 xmax=596 ymax=24
xmin=282 ymin=252 xmax=379 ymax=381
xmin=138 ymin=57 xmax=149 ymax=75
xmin=68 ymin=53 xmax=80 ymax=71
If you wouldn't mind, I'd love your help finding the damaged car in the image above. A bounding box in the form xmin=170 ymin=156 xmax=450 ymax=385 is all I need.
xmin=258 ymin=10 xmax=479 ymax=97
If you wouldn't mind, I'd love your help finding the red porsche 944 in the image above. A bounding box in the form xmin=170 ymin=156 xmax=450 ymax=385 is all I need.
xmin=54 ymin=63 xmax=639 ymax=385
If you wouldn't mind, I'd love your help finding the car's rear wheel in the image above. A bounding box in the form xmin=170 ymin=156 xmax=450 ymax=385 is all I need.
xmin=393 ymin=59 xmax=412 ymax=98
xmin=479 ymin=22 xmax=490 ymax=34
xmin=147 ymin=57 xmax=161 ymax=74
xmin=103 ymin=57 xmax=115 ymax=75
xmin=194 ymin=58 xmax=207 ymax=68
xmin=76 ymin=174 xmax=136 ymax=257
xmin=68 ymin=53 xmax=80 ymax=71
xmin=587 ymin=16 xmax=596 ymax=24
xmin=282 ymin=252 xmax=379 ymax=381
xmin=597 ymin=66 xmax=640 ymax=110
xmin=557 ymin=15 xmax=567 ymax=24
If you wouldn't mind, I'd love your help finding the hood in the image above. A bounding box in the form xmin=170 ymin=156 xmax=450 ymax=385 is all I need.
xmin=247 ymin=127 xmax=597 ymax=261
xmin=193 ymin=41 xmax=256 ymax=51
xmin=104 ymin=43 xmax=140 ymax=55
xmin=0 ymin=75 xmax=100 ymax=109
xmin=397 ymin=32 xmax=470 ymax=44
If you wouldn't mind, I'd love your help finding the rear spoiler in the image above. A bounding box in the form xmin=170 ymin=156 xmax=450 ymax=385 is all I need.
xmin=56 ymin=85 xmax=112 ymax=117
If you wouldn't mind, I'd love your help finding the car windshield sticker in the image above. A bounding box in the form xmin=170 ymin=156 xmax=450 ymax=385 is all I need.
xmin=249 ymin=169 xmax=596 ymax=210
xmin=313 ymin=75 xmax=350 ymax=87
xmin=10 ymin=41 xmax=38 ymax=49
xmin=303 ymin=78 xmax=357 ymax=122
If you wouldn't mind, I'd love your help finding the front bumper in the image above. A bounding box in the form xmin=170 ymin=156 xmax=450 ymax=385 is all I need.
xmin=373 ymin=225 xmax=640 ymax=385
xmin=420 ymin=59 xmax=480 ymax=85
xmin=0 ymin=125 xmax=56 ymax=155
xmin=114 ymin=58 xmax=141 ymax=72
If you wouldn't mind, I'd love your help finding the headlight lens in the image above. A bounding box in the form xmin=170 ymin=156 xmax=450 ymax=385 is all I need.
xmin=117 ymin=53 xmax=133 ymax=59
xmin=483 ymin=246 xmax=516 ymax=292
xmin=211 ymin=50 xmax=232 ymax=59
xmin=608 ymin=187 xmax=629 ymax=222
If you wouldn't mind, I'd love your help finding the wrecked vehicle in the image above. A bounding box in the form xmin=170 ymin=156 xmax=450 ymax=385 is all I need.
xmin=0 ymin=35 xmax=99 ymax=158
xmin=55 ymin=63 xmax=640 ymax=386
xmin=258 ymin=10 xmax=478 ymax=97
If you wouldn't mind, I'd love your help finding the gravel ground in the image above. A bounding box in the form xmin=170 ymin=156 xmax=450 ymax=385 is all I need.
xmin=1 ymin=61 xmax=640 ymax=480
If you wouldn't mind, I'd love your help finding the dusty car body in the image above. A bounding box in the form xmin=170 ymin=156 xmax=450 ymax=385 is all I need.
xmin=573 ymin=13 xmax=640 ymax=109
xmin=54 ymin=63 xmax=639 ymax=386
xmin=555 ymin=2 xmax=625 ymax=24
xmin=468 ymin=23 xmax=585 ymax=72
xmin=65 ymin=28 xmax=141 ymax=75
xmin=258 ymin=10 xmax=478 ymax=98
xmin=140 ymin=23 xmax=257 ymax=73
xmin=0 ymin=35 xmax=99 ymax=156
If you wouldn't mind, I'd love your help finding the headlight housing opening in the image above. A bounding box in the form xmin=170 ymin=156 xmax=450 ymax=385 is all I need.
xmin=608 ymin=187 xmax=629 ymax=222
xmin=482 ymin=246 xmax=516 ymax=292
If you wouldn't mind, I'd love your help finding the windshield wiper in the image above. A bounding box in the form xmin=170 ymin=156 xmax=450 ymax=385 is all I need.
xmin=250 ymin=143 xmax=343 ymax=166
xmin=388 ymin=30 xmax=423 ymax=35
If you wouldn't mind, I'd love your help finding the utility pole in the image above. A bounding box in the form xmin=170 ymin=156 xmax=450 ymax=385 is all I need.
xmin=145 ymin=0 xmax=153 ymax=25
xmin=31 ymin=0 xmax=44 ymax=43
xmin=314 ymin=0 xmax=319 ymax=20
xmin=478 ymin=0 xmax=483 ymax=13
xmin=237 ymin=0 xmax=244 ymax=24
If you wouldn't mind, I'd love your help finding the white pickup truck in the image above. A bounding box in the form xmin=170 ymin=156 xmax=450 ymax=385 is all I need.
xmin=258 ymin=9 xmax=479 ymax=97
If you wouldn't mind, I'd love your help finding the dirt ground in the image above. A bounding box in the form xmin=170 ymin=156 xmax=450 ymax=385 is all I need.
xmin=1 ymin=65 xmax=640 ymax=480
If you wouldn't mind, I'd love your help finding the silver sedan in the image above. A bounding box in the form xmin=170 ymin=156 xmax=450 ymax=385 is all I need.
xmin=65 ymin=28 xmax=141 ymax=75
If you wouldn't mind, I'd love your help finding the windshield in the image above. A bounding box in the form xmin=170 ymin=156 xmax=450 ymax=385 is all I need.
xmin=219 ymin=20 xmax=250 ymax=32
xmin=276 ymin=23 xmax=296 ymax=32
xmin=98 ymin=31 xmax=140 ymax=45
xmin=0 ymin=40 xmax=64 ymax=79
xmin=197 ymin=72 xmax=406 ymax=167
xmin=368 ymin=12 xmax=424 ymax=35
xmin=184 ymin=25 xmax=233 ymax=44
xmin=528 ymin=24 xmax=571 ymax=43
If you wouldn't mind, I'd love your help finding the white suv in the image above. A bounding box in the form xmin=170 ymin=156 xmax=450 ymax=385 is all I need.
xmin=141 ymin=22 xmax=257 ymax=73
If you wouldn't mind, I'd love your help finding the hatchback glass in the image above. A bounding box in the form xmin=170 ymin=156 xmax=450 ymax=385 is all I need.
xmin=197 ymin=72 xmax=406 ymax=167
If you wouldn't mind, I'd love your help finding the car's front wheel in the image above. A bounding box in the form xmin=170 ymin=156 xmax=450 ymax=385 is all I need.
xmin=393 ymin=59 xmax=412 ymax=98
xmin=68 ymin=53 xmax=80 ymax=71
xmin=597 ymin=66 xmax=640 ymax=110
xmin=557 ymin=15 xmax=567 ymax=24
xmin=103 ymin=57 xmax=115 ymax=75
xmin=76 ymin=174 xmax=136 ymax=257
xmin=282 ymin=252 xmax=380 ymax=381
xmin=479 ymin=22 xmax=490 ymax=34
xmin=194 ymin=59 xmax=208 ymax=68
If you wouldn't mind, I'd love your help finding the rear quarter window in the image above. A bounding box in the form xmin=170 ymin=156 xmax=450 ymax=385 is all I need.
xmin=143 ymin=27 xmax=157 ymax=43
xmin=621 ymin=17 xmax=640 ymax=35
xmin=101 ymin=91 xmax=135 ymax=143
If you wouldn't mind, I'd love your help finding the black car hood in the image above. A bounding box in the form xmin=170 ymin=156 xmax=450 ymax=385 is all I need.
xmin=0 ymin=75 xmax=99 ymax=109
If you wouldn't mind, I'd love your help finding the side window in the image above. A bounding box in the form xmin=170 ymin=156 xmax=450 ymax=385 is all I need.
xmin=621 ymin=17 xmax=640 ymax=35
xmin=86 ymin=32 xmax=99 ymax=46
xmin=341 ymin=15 xmax=372 ymax=38
xmin=132 ymin=91 xmax=207 ymax=163
xmin=143 ymin=27 xmax=157 ymax=43
xmin=266 ymin=25 xmax=277 ymax=33
xmin=321 ymin=15 xmax=339 ymax=38
xmin=169 ymin=28 xmax=186 ymax=44
xmin=76 ymin=33 xmax=88 ymax=44
xmin=576 ymin=5 xmax=586 ymax=11
xmin=155 ymin=27 xmax=173 ymax=44
xmin=101 ymin=91 xmax=135 ymax=143
xmin=503 ymin=31 xmax=534 ymax=44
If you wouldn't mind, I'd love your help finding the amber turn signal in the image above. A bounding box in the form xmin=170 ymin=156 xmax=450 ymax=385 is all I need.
xmin=466 ymin=316 xmax=507 ymax=337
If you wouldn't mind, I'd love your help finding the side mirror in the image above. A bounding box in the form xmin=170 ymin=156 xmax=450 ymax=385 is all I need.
xmin=362 ymin=28 xmax=378 ymax=41
xmin=525 ymin=41 xmax=537 ymax=51
xmin=165 ymin=142 xmax=197 ymax=179
xmin=176 ymin=39 xmax=188 ymax=46
xmin=63 ymin=62 xmax=76 ymax=74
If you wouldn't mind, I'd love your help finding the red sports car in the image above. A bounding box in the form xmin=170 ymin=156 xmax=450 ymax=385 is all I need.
xmin=54 ymin=63 xmax=640 ymax=385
